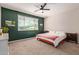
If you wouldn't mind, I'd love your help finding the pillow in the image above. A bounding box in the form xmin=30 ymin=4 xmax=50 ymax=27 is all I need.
xmin=49 ymin=36 xmax=59 ymax=41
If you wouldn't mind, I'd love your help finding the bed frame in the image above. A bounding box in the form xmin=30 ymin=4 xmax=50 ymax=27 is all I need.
xmin=37 ymin=38 xmax=64 ymax=48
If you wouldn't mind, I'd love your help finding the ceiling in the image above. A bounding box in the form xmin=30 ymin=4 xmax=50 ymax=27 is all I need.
xmin=1 ymin=3 xmax=79 ymax=18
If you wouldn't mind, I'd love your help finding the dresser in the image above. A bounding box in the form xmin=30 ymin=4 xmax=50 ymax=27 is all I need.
xmin=0 ymin=33 xmax=9 ymax=55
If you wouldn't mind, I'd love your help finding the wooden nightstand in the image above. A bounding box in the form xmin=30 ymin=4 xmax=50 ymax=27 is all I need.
xmin=65 ymin=33 xmax=78 ymax=44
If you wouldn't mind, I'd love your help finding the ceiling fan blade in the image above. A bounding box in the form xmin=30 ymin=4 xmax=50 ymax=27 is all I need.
xmin=34 ymin=3 xmax=50 ymax=13
xmin=34 ymin=9 xmax=40 ymax=12
xmin=43 ymin=9 xmax=50 ymax=10
xmin=40 ymin=3 xmax=47 ymax=9
xmin=43 ymin=3 xmax=47 ymax=8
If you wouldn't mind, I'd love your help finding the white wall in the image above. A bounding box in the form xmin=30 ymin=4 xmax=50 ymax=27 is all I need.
xmin=0 ymin=6 xmax=1 ymax=28
xmin=45 ymin=7 xmax=79 ymax=43
xmin=45 ymin=8 xmax=79 ymax=33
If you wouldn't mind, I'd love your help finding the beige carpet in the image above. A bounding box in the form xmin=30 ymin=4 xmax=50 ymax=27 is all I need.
xmin=9 ymin=37 xmax=79 ymax=55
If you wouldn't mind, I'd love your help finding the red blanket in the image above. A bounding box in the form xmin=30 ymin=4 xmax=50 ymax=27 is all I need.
xmin=38 ymin=34 xmax=59 ymax=41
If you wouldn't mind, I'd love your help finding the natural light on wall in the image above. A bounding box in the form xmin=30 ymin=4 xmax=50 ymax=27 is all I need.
xmin=18 ymin=15 xmax=38 ymax=31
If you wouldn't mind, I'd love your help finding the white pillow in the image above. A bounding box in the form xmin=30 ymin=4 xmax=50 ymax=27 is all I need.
xmin=49 ymin=31 xmax=65 ymax=36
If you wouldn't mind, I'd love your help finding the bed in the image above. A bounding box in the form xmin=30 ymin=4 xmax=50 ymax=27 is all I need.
xmin=36 ymin=31 xmax=66 ymax=47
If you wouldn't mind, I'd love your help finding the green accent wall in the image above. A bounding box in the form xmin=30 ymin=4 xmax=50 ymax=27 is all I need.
xmin=1 ymin=7 xmax=44 ymax=41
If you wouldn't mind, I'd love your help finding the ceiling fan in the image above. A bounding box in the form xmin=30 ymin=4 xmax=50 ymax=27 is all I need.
xmin=34 ymin=3 xmax=50 ymax=13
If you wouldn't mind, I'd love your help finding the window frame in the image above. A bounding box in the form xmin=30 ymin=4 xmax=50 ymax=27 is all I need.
xmin=18 ymin=15 xmax=39 ymax=31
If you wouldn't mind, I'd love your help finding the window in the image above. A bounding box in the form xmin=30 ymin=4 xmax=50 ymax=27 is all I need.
xmin=18 ymin=15 xmax=38 ymax=31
